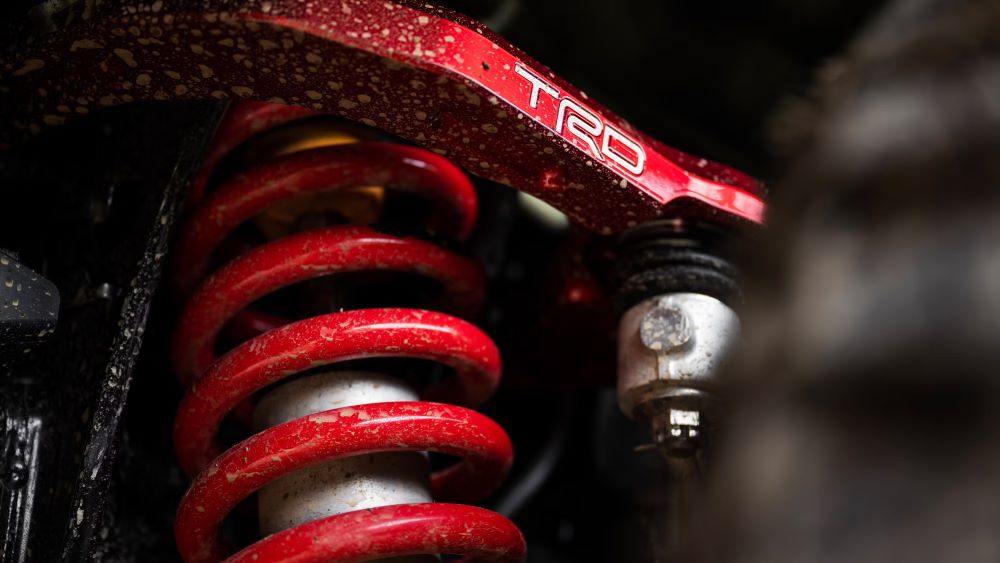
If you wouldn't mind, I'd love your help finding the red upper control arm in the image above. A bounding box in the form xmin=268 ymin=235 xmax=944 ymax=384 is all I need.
xmin=0 ymin=0 xmax=764 ymax=232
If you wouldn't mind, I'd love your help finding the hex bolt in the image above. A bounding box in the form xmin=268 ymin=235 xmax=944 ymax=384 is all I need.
xmin=639 ymin=301 xmax=691 ymax=353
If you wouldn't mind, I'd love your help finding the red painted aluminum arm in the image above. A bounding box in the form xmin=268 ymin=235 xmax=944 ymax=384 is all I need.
xmin=0 ymin=0 xmax=764 ymax=232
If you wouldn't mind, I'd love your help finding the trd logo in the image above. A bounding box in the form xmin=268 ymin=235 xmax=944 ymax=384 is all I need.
xmin=514 ymin=63 xmax=647 ymax=176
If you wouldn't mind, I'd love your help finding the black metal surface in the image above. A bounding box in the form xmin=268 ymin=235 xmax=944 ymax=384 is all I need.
xmin=0 ymin=251 xmax=58 ymax=357
xmin=0 ymin=389 xmax=42 ymax=563
xmin=0 ymin=101 xmax=224 ymax=562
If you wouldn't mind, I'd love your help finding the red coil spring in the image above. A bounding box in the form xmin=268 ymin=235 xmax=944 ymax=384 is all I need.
xmin=169 ymin=102 xmax=526 ymax=563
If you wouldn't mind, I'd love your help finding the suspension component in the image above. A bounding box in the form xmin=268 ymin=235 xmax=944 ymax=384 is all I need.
xmin=1 ymin=0 xmax=765 ymax=235
xmin=170 ymin=102 xmax=525 ymax=562
xmin=618 ymin=293 xmax=739 ymax=457
xmin=614 ymin=220 xmax=743 ymax=460
xmin=0 ymin=2 xmax=769 ymax=558
xmin=251 ymin=371 xmax=432 ymax=538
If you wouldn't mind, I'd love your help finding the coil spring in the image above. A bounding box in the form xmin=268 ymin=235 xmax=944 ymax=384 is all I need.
xmin=169 ymin=102 xmax=526 ymax=562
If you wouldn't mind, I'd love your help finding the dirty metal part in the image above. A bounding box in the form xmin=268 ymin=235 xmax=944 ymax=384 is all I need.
xmin=253 ymin=371 xmax=432 ymax=536
xmin=172 ymin=317 xmax=519 ymax=561
xmin=171 ymin=225 xmax=487 ymax=386
xmin=0 ymin=397 xmax=42 ymax=563
xmin=169 ymin=100 xmax=523 ymax=561
xmin=170 ymin=143 xmax=482 ymax=301
xmin=618 ymin=293 xmax=739 ymax=457
xmin=0 ymin=251 xmax=58 ymax=351
xmin=618 ymin=293 xmax=740 ymax=417
xmin=649 ymin=408 xmax=701 ymax=459
xmin=220 ymin=117 xmax=390 ymax=239
xmin=253 ymin=371 xmax=435 ymax=563
xmin=0 ymin=0 xmax=764 ymax=233
xmin=0 ymin=101 xmax=226 ymax=562
xmin=61 ymin=105 xmax=226 ymax=562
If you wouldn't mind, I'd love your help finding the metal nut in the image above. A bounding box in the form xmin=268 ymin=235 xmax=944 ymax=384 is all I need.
xmin=650 ymin=408 xmax=702 ymax=458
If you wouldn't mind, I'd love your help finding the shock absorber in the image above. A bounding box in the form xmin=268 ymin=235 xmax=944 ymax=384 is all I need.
xmin=614 ymin=219 xmax=742 ymax=462
xmin=168 ymin=102 xmax=526 ymax=562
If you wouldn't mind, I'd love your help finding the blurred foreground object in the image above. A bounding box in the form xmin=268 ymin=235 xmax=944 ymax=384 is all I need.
xmin=696 ymin=1 xmax=1000 ymax=562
